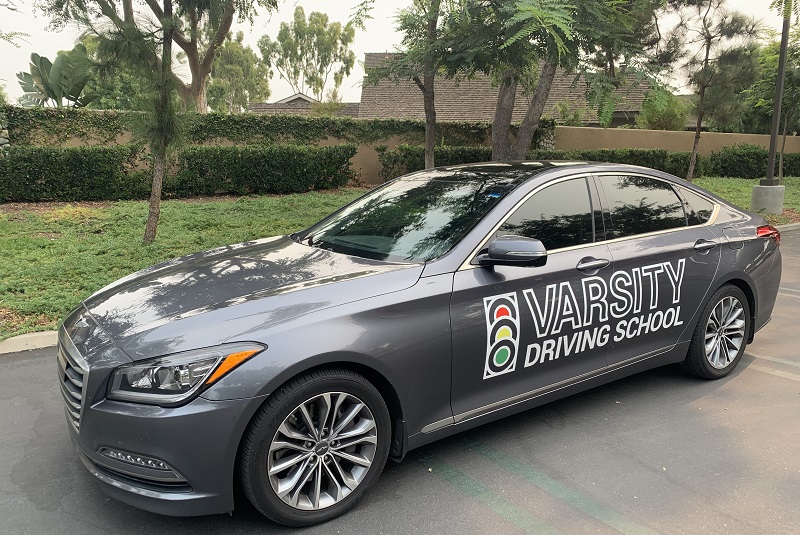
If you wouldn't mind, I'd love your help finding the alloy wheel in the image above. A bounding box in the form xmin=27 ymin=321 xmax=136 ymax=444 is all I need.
xmin=704 ymin=296 xmax=746 ymax=369
xmin=267 ymin=392 xmax=378 ymax=510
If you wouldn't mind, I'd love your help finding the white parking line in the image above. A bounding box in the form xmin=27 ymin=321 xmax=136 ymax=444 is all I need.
xmin=748 ymin=364 xmax=800 ymax=383
xmin=747 ymin=353 xmax=800 ymax=369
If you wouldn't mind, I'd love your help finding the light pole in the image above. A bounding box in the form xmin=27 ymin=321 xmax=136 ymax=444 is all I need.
xmin=752 ymin=0 xmax=791 ymax=214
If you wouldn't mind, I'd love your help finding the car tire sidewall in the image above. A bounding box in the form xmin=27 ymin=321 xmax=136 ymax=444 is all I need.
xmin=240 ymin=369 xmax=391 ymax=527
xmin=686 ymin=284 xmax=750 ymax=379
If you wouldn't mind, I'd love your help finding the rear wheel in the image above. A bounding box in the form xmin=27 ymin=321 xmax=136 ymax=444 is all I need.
xmin=239 ymin=368 xmax=390 ymax=526
xmin=684 ymin=284 xmax=750 ymax=379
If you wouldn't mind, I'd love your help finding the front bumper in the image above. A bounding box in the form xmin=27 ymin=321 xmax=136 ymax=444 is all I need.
xmin=66 ymin=394 xmax=264 ymax=516
xmin=57 ymin=314 xmax=267 ymax=517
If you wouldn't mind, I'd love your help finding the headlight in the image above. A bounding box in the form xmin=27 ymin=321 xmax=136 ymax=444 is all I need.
xmin=108 ymin=342 xmax=265 ymax=406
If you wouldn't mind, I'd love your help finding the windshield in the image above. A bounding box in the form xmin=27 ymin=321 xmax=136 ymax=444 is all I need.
xmin=300 ymin=168 xmax=531 ymax=263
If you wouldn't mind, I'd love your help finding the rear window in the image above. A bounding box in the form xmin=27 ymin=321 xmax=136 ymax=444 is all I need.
xmin=599 ymin=175 xmax=686 ymax=239
xmin=678 ymin=187 xmax=715 ymax=226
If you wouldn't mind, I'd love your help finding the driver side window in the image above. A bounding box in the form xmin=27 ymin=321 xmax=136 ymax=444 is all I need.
xmin=498 ymin=177 xmax=595 ymax=251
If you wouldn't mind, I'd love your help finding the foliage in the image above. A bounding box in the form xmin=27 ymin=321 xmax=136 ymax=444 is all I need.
xmin=16 ymin=44 xmax=97 ymax=107
xmin=38 ymin=0 xmax=279 ymax=111
xmin=258 ymin=6 xmax=357 ymax=101
xmin=708 ymin=144 xmax=768 ymax=179
xmin=0 ymin=189 xmax=365 ymax=340
xmin=207 ymin=31 xmax=270 ymax=113
xmin=0 ymin=145 xmax=147 ymax=201
xmin=174 ymin=144 xmax=357 ymax=195
xmin=676 ymin=0 xmax=760 ymax=178
xmin=555 ymin=101 xmax=585 ymax=126
xmin=664 ymin=151 xmax=706 ymax=178
xmin=81 ymin=35 xmax=152 ymax=111
xmin=636 ymin=89 xmax=690 ymax=131
xmin=376 ymin=144 xmax=493 ymax=179
xmin=0 ymin=84 xmax=8 ymax=104
xmin=3 ymin=106 xmax=558 ymax=148
xmin=376 ymin=145 xmax=683 ymax=180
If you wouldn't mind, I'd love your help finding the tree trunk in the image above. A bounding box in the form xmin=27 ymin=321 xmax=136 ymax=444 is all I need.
xmin=193 ymin=75 xmax=208 ymax=113
xmin=144 ymin=0 xmax=173 ymax=244
xmin=686 ymin=107 xmax=704 ymax=182
xmin=492 ymin=68 xmax=519 ymax=161
xmin=144 ymin=151 xmax=165 ymax=243
xmin=511 ymin=59 xmax=558 ymax=160
xmin=422 ymin=78 xmax=436 ymax=169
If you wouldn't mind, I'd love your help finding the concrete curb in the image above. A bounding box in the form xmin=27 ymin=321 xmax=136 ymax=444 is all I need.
xmin=1 ymin=227 xmax=798 ymax=357
xmin=0 ymin=331 xmax=58 ymax=355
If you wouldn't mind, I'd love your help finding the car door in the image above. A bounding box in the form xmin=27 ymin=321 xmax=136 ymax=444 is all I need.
xmin=450 ymin=176 xmax=614 ymax=422
xmin=594 ymin=174 xmax=721 ymax=366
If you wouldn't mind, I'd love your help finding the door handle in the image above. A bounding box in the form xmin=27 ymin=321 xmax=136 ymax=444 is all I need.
xmin=694 ymin=239 xmax=717 ymax=252
xmin=576 ymin=258 xmax=611 ymax=272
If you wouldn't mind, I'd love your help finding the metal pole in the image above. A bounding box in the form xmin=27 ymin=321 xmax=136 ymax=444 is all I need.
xmin=764 ymin=2 xmax=792 ymax=186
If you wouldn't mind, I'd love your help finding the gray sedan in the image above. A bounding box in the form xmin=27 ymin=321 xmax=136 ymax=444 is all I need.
xmin=57 ymin=162 xmax=782 ymax=526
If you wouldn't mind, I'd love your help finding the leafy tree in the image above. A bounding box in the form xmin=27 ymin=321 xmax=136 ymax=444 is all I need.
xmin=677 ymin=0 xmax=760 ymax=180
xmin=441 ymin=0 xmax=684 ymax=161
xmin=207 ymin=31 xmax=270 ymax=113
xmin=745 ymin=38 xmax=800 ymax=177
xmin=1 ymin=0 xmax=27 ymax=46
xmin=370 ymin=0 xmax=446 ymax=169
xmin=16 ymin=44 xmax=98 ymax=107
xmin=555 ymin=101 xmax=586 ymax=126
xmin=635 ymin=88 xmax=689 ymax=130
xmin=79 ymin=35 xmax=151 ymax=111
xmin=37 ymin=0 xmax=278 ymax=112
xmin=258 ymin=5 xmax=357 ymax=101
xmin=0 ymin=84 xmax=8 ymax=104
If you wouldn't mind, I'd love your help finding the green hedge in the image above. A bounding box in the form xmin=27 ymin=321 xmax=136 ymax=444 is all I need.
xmin=376 ymin=145 xmax=716 ymax=180
xmin=2 ymin=105 xmax=556 ymax=150
xmin=0 ymin=145 xmax=148 ymax=202
xmin=173 ymin=144 xmax=357 ymax=196
xmin=376 ymin=145 xmax=493 ymax=179
xmin=708 ymin=144 xmax=767 ymax=179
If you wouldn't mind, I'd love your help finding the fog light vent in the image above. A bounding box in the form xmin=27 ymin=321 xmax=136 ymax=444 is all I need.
xmin=98 ymin=448 xmax=172 ymax=471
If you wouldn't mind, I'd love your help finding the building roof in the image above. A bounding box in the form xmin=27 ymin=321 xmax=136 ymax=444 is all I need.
xmin=360 ymin=53 xmax=651 ymax=125
xmin=274 ymin=93 xmax=318 ymax=104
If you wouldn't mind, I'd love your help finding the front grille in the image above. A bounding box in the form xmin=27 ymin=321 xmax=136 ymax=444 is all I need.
xmin=57 ymin=336 xmax=87 ymax=430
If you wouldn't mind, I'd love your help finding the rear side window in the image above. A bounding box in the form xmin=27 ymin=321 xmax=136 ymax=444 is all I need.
xmin=599 ymin=175 xmax=686 ymax=239
xmin=498 ymin=177 xmax=594 ymax=251
xmin=678 ymin=187 xmax=715 ymax=225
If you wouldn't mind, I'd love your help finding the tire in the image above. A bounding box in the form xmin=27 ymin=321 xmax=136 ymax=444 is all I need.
xmin=239 ymin=368 xmax=391 ymax=527
xmin=684 ymin=284 xmax=750 ymax=379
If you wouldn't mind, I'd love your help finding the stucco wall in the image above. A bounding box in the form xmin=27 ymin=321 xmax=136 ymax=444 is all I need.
xmin=554 ymin=126 xmax=800 ymax=155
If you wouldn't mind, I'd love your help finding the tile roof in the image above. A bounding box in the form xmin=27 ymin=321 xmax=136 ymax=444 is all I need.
xmin=360 ymin=53 xmax=651 ymax=124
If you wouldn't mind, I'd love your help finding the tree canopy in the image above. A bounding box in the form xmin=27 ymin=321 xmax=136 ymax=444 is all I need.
xmin=208 ymin=31 xmax=270 ymax=113
xmin=36 ymin=0 xmax=278 ymax=111
xmin=1 ymin=0 xmax=27 ymax=46
xmin=258 ymin=5 xmax=356 ymax=101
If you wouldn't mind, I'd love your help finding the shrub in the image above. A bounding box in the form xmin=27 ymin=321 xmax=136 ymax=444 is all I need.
xmin=708 ymin=144 xmax=768 ymax=179
xmin=663 ymin=152 xmax=706 ymax=179
xmin=174 ymin=144 xmax=356 ymax=196
xmin=0 ymin=145 xmax=145 ymax=202
xmin=376 ymin=145 xmax=493 ymax=179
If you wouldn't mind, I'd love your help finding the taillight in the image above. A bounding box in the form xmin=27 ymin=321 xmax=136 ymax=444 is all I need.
xmin=756 ymin=225 xmax=781 ymax=245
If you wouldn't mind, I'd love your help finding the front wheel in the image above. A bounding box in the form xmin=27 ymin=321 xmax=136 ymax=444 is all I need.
xmin=239 ymin=368 xmax=390 ymax=526
xmin=684 ymin=284 xmax=750 ymax=379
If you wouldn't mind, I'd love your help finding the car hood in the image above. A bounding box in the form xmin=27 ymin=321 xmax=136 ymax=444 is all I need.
xmin=82 ymin=235 xmax=423 ymax=361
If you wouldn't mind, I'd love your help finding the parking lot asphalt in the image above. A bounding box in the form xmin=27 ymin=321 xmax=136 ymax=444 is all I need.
xmin=1 ymin=232 xmax=798 ymax=535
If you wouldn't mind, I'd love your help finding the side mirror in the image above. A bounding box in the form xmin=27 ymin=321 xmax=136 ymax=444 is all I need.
xmin=475 ymin=235 xmax=548 ymax=268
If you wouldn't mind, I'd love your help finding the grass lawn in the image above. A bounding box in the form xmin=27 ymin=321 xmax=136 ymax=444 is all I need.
xmin=1 ymin=177 xmax=798 ymax=341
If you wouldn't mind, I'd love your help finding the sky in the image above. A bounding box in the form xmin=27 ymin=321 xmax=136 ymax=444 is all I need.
xmin=0 ymin=0 xmax=786 ymax=104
